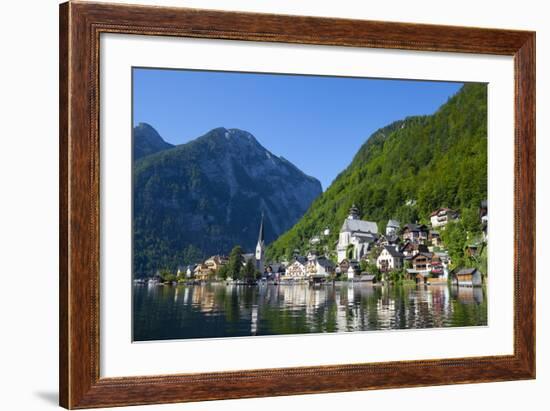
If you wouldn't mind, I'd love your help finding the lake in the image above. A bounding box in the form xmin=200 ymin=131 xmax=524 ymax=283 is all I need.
xmin=133 ymin=282 xmax=487 ymax=341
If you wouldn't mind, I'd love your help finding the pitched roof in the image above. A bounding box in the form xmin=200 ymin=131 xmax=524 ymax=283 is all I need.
xmin=412 ymin=252 xmax=433 ymax=260
xmin=317 ymin=257 xmax=335 ymax=269
xmin=292 ymin=256 xmax=307 ymax=265
xmin=383 ymin=245 xmax=404 ymax=258
xmin=387 ymin=219 xmax=400 ymax=227
xmin=402 ymin=223 xmax=427 ymax=232
xmin=456 ymin=268 xmax=479 ymax=275
xmin=430 ymin=207 xmax=455 ymax=217
xmin=341 ymin=219 xmax=378 ymax=234
xmin=268 ymin=263 xmax=284 ymax=272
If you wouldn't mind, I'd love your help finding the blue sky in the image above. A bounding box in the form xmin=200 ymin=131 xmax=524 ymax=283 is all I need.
xmin=133 ymin=68 xmax=463 ymax=190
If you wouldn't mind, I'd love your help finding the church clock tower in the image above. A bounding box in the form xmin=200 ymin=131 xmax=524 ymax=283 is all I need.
xmin=255 ymin=213 xmax=265 ymax=274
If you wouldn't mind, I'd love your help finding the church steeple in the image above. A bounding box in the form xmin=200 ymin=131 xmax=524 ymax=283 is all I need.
xmin=255 ymin=213 xmax=265 ymax=273
xmin=257 ymin=212 xmax=264 ymax=245
xmin=348 ymin=204 xmax=360 ymax=220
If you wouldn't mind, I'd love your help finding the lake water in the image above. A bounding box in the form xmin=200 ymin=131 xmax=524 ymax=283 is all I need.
xmin=133 ymin=282 xmax=487 ymax=341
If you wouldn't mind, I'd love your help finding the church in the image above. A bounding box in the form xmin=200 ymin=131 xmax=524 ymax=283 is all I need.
xmin=242 ymin=213 xmax=266 ymax=274
xmin=255 ymin=213 xmax=265 ymax=274
xmin=336 ymin=205 xmax=378 ymax=262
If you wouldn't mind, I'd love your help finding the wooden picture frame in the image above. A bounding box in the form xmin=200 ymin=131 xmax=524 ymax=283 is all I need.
xmin=59 ymin=1 xmax=535 ymax=408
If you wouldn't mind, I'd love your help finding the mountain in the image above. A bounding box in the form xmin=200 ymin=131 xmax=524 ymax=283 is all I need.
xmin=267 ymin=83 xmax=487 ymax=261
xmin=133 ymin=122 xmax=174 ymax=160
xmin=133 ymin=127 xmax=322 ymax=276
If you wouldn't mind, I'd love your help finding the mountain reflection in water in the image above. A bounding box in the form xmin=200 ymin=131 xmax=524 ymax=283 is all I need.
xmin=133 ymin=283 xmax=487 ymax=341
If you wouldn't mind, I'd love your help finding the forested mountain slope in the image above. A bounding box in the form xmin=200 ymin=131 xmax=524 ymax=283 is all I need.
xmin=267 ymin=83 xmax=487 ymax=261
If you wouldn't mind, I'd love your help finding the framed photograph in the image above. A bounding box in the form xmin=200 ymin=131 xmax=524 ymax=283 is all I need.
xmin=59 ymin=1 xmax=535 ymax=408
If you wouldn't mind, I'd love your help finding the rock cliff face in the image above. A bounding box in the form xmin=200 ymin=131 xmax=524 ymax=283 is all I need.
xmin=133 ymin=126 xmax=322 ymax=275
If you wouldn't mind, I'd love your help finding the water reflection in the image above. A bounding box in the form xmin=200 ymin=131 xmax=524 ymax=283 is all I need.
xmin=133 ymin=283 xmax=487 ymax=341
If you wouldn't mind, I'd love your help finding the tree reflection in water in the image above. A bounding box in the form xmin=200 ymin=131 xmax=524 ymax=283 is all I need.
xmin=133 ymin=283 xmax=487 ymax=341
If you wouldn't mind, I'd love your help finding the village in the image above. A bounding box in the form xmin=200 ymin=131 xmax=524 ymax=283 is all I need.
xmin=142 ymin=202 xmax=488 ymax=289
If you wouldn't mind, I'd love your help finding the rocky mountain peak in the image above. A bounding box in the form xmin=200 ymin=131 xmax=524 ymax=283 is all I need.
xmin=133 ymin=123 xmax=174 ymax=160
xmin=132 ymin=125 xmax=322 ymax=275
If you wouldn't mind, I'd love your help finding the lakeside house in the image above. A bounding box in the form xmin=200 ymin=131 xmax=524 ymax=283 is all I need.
xmin=430 ymin=207 xmax=459 ymax=228
xmin=165 ymin=202 xmax=484 ymax=287
xmin=191 ymin=255 xmax=229 ymax=281
xmin=453 ymin=268 xmax=483 ymax=287
xmin=204 ymin=255 xmax=228 ymax=272
xmin=305 ymin=250 xmax=335 ymax=277
xmin=411 ymin=252 xmax=433 ymax=273
xmin=346 ymin=260 xmax=361 ymax=280
xmin=336 ymin=259 xmax=350 ymax=277
xmin=376 ymin=245 xmax=404 ymax=272
xmin=336 ymin=205 xmax=378 ymax=262
xmin=406 ymin=252 xmax=433 ymax=283
xmin=285 ymin=256 xmax=308 ymax=280
xmin=193 ymin=263 xmax=211 ymax=281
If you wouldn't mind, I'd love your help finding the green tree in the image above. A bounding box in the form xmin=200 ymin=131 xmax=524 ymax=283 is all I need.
xmin=243 ymin=259 xmax=259 ymax=281
xmin=267 ymin=84 xmax=488 ymax=263
xmin=217 ymin=264 xmax=229 ymax=280
xmin=227 ymin=245 xmax=244 ymax=280
xmin=159 ymin=269 xmax=177 ymax=283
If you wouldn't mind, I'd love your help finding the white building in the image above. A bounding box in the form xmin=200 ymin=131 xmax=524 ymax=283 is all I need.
xmin=430 ymin=208 xmax=458 ymax=228
xmin=305 ymin=251 xmax=335 ymax=278
xmin=284 ymin=257 xmax=307 ymax=280
xmin=176 ymin=266 xmax=195 ymax=279
xmin=376 ymin=245 xmax=404 ymax=272
xmin=346 ymin=261 xmax=362 ymax=280
xmin=336 ymin=205 xmax=378 ymax=262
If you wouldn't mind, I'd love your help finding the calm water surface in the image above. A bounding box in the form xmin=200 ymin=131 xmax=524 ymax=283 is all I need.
xmin=133 ymin=283 xmax=487 ymax=341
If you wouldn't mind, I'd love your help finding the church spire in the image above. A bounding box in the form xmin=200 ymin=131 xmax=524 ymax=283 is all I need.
xmin=348 ymin=204 xmax=359 ymax=220
xmin=255 ymin=212 xmax=265 ymax=274
xmin=257 ymin=212 xmax=265 ymax=245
